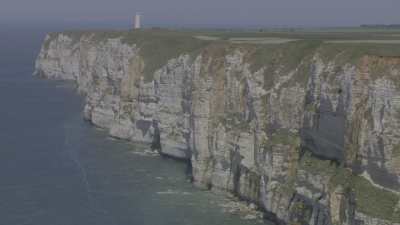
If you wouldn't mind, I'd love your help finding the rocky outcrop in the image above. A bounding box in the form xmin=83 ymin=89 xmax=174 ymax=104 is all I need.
xmin=35 ymin=30 xmax=400 ymax=225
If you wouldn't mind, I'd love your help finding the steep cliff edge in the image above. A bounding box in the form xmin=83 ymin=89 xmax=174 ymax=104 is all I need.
xmin=35 ymin=30 xmax=400 ymax=225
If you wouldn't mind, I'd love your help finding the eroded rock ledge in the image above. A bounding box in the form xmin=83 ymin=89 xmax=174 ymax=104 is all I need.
xmin=35 ymin=30 xmax=400 ymax=225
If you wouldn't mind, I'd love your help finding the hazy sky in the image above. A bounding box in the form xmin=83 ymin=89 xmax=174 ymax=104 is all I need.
xmin=1 ymin=0 xmax=399 ymax=27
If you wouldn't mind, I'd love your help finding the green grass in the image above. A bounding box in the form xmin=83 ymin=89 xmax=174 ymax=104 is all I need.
xmin=242 ymin=40 xmax=321 ymax=90
xmin=317 ymin=43 xmax=400 ymax=64
xmin=393 ymin=144 xmax=400 ymax=159
xmin=269 ymin=129 xmax=300 ymax=146
xmin=299 ymin=152 xmax=400 ymax=222
xmin=300 ymin=152 xmax=338 ymax=176
xmin=247 ymin=40 xmax=321 ymax=73
xmin=329 ymin=167 xmax=352 ymax=191
xmin=299 ymin=152 xmax=353 ymax=190
xmin=119 ymin=30 xmax=209 ymax=82
xmin=352 ymin=176 xmax=400 ymax=222
xmin=304 ymin=103 xmax=317 ymax=113
xmin=259 ymin=130 xmax=300 ymax=157
xmin=184 ymin=27 xmax=400 ymax=42
xmin=47 ymin=29 xmax=210 ymax=82
xmin=47 ymin=28 xmax=400 ymax=85
xmin=273 ymin=181 xmax=296 ymax=196
xmin=300 ymin=151 xmax=400 ymax=222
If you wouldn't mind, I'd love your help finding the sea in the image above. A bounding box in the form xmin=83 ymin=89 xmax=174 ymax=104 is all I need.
xmin=0 ymin=24 xmax=268 ymax=225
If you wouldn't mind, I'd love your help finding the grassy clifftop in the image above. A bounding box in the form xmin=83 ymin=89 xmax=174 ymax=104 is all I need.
xmin=45 ymin=29 xmax=400 ymax=82
xmin=46 ymin=30 xmax=210 ymax=81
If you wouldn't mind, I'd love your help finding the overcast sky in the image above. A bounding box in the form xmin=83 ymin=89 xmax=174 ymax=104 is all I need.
xmin=1 ymin=0 xmax=399 ymax=27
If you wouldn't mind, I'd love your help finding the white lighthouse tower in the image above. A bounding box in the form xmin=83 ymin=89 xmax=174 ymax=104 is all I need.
xmin=134 ymin=13 xmax=141 ymax=29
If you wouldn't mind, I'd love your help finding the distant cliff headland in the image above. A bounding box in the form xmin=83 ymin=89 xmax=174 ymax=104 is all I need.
xmin=35 ymin=29 xmax=400 ymax=225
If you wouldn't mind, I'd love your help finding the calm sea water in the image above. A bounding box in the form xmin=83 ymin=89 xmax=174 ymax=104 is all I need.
xmin=0 ymin=26 xmax=267 ymax=225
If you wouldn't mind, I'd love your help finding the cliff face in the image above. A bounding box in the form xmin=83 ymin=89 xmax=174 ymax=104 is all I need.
xmin=35 ymin=31 xmax=400 ymax=225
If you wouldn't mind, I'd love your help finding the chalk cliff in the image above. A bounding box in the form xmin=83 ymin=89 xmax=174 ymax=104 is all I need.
xmin=35 ymin=30 xmax=400 ymax=225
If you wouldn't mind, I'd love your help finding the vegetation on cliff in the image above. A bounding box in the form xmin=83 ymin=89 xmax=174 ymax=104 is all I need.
xmin=352 ymin=176 xmax=400 ymax=222
xmin=300 ymin=152 xmax=400 ymax=223
xmin=45 ymin=30 xmax=210 ymax=82
xmin=44 ymin=29 xmax=400 ymax=85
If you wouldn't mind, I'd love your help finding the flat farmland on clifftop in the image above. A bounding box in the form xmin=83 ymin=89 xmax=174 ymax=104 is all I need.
xmin=191 ymin=27 xmax=400 ymax=44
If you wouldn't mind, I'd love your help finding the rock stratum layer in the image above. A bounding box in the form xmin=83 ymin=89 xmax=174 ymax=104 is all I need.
xmin=35 ymin=30 xmax=400 ymax=225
